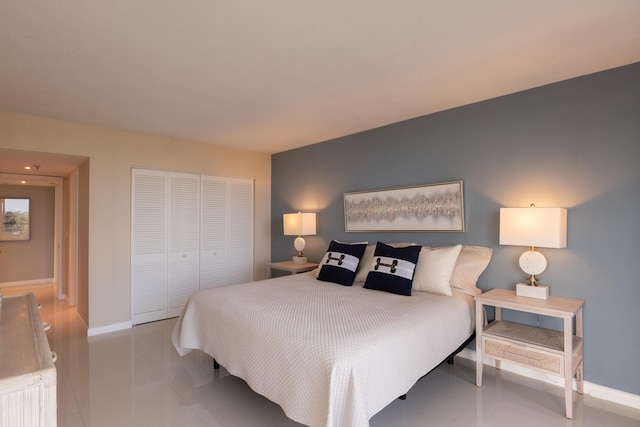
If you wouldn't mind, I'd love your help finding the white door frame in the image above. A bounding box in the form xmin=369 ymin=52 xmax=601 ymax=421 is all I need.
xmin=67 ymin=170 xmax=78 ymax=306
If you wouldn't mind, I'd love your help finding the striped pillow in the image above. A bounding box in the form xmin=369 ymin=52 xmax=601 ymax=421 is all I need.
xmin=317 ymin=240 xmax=368 ymax=286
xmin=363 ymin=242 xmax=421 ymax=296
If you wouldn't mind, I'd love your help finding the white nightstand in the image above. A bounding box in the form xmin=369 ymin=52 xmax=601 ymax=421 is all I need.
xmin=475 ymin=288 xmax=584 ymax=419
xmin=267 ymin=261 xmax=318 ymax=277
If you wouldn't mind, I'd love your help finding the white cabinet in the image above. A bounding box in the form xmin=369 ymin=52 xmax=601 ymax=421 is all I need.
xmin=131 ymin=169 xmax=253 ymax=325
xmin=0 ymin=294 xmax=57 ymax=427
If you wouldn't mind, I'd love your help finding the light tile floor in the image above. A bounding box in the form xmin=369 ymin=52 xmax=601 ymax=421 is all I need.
xmin=5 ymin=284 xmax=639 ymax=426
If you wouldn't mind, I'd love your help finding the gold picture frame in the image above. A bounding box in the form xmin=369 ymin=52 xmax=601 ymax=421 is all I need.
xmin=1 ymin=198 xmax=31 ymax=241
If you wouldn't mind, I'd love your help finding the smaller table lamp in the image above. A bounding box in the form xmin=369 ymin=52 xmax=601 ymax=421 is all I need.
xmin=499 ymin=205 xmax=567 ymax=299
xmin=283 ymin=212 xmax=316 ymax=264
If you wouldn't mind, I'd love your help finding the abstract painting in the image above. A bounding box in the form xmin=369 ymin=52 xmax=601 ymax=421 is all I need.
xmin=344 ymin=181 xmax=464 ymax=232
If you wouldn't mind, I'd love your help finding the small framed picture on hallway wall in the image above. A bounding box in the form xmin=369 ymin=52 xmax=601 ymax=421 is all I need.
xmin=1 ymin=197 xmax=31 ymax=241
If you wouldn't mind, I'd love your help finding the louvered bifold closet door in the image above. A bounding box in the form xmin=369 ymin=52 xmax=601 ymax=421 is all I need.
xmin=132 ymin=170 xmax=254 ymax=324
xmin=200 ymin=176 xmax=229 ymax=289
xmin=228 ymin=178 xmax=254 ymax=285
xmin=131 ymin=169 xmax=168 ymax=325
xmin=168 ymin=172 xmax=200 ymax=318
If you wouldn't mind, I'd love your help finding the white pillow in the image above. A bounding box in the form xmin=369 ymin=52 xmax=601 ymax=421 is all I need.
xmin=449 ymin=245 xmax=492 ymax=296
xmin=412 ymin=244 xmax=462 ymax=296
xmin=354 ymin=245 xmax=375 ymax=282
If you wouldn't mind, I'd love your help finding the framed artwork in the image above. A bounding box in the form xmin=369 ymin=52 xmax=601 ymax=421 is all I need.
xmin=344 ymin=181 xmax=464 ymax=232
xmin=1 ymin=198 xmax=31 ymax=241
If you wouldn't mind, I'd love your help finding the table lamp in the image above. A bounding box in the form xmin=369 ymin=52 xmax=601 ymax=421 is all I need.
xmin=283 ymin=212 xmax=316 ymax=264
xmin=499 ymin=205 xmax=567 ymax=299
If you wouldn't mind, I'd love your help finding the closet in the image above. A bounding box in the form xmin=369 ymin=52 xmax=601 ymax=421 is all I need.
xmin=131 ymin=168 xmax=253 ymax=325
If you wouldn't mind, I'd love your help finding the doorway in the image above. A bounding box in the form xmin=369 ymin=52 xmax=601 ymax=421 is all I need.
xmin=0 ymin=174 xmax=71 ymax=301
xmin=0 ymin=148 xmax=88 ymax=325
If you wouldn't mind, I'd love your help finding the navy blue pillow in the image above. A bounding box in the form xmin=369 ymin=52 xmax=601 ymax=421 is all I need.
xmin=363 ymin=242 xmax=421 ymax=296
xmin=317 ymin=241 xmax=367 ymax=286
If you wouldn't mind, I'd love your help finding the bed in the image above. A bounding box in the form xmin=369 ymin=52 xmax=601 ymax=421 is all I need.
xmin=172 ymin=242 xmax=491 ymax=427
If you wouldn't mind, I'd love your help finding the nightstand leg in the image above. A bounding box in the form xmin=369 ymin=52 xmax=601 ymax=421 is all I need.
xmin=475 ymin=301 xmax=483 ymax=387
xmin=576 ymin=308 xmax=584 ymax=395
xmin=565 ymin=378 xmax=573 ymax=419
xmin=564 ymin=317 xmax=573 ymax=419
xmin=577 ymin=361 xmax=584 ymax=395
xmin=494 ymin=306 xmax=502 ymax=370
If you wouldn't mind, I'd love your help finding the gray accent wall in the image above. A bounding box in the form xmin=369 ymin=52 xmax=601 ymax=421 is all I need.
xmin=271 ymin=62 xmax=640 ymax=396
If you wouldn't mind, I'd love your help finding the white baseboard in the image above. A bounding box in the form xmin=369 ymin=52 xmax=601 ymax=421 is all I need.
xmin=458 ymin=348 xmax=640 ymax=410
xmin=87 ymin=321 xmax=132 ymax=337
xmin=0 ymin=278 xmax=55 ymax=288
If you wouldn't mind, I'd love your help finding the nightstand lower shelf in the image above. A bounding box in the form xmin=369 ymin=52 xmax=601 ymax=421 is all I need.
xmin=482 ymin=321 xmax=583 ymax=377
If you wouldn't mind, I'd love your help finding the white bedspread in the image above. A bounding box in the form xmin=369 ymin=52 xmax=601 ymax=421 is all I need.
xmin=172 ymin=272 xmax=475 ymax=427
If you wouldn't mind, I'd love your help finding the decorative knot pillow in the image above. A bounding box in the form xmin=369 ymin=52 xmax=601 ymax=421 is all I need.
xmin=363 ymin=242 xmax=422 ymax=296
xmin=354 ymin=242 xmax=417 ymax=282
xmin=318 ymin=240 xmax=368 ymax=286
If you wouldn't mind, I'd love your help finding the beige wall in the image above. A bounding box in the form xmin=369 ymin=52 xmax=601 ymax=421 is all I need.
xmin=0 ymin=111 xmax=272 ymax=331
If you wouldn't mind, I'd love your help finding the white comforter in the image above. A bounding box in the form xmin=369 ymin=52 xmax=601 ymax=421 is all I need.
xmin=172 ymin=272 xmax=475 ymax=427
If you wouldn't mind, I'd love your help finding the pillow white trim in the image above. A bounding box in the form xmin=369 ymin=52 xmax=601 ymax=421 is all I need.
xmin=371 ymin=256 xmax=416 ymax=280
xmin=319 ymin=251 xmax=361 ymax=272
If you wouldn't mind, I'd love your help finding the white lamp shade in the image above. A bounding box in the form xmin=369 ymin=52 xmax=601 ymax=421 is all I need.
xmin=500 ymin=207 xmax=567 ymax=249
xmin=283 ymin=212 xmax=316 ymax=236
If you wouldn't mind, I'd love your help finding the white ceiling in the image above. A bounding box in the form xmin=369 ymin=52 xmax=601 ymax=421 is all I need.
xmin=1 ymin=1 xmax=639 ymax=156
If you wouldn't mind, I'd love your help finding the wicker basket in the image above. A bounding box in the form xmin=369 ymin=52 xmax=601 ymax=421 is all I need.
xmin=483 ymin=336 xmax=563 ymax=375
